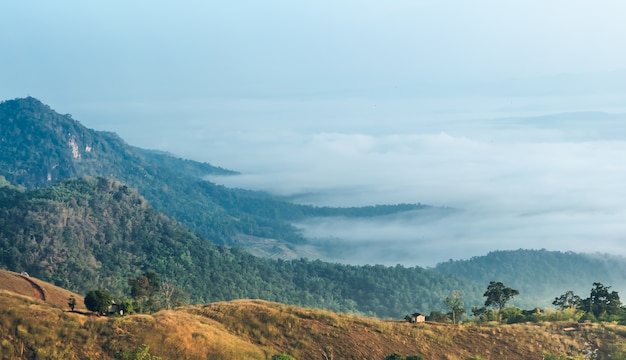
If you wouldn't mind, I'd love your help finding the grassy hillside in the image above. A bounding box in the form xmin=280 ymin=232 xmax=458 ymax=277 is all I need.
xmin=0 ymin=270 xmax=85 ymax=311
xmin=1 ymin=280 xmax=625 ymax=360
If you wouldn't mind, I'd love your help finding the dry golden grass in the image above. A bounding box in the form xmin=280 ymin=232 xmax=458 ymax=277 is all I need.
xmin=2 ymin=273 xmax=626 ymax=359
xmin=0 ymin=270 xmax=85 ymax=311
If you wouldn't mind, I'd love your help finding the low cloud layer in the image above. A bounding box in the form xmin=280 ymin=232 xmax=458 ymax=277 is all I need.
xmin=62 ymin=94 xmax=626 ymax=267
xmin=197 ymin=106 xmax=626 ymax=266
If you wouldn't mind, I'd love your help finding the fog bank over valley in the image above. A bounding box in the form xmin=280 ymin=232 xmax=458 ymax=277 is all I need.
xmin=198 ymin=106 xmax=626 ymax=266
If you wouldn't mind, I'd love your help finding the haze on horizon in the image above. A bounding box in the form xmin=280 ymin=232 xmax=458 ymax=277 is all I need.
xmin=2 ymin=1 xmax=626 ymax=266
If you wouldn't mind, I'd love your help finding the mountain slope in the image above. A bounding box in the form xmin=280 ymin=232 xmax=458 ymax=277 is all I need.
xmin=435 ymin=249 xmax=626 ymax=306
xmin=0 ymin=97 xmax=430 ymax=257
xmin=0 ymin=177 xmax=478 ymax=317
xmin=0 ymin=269 xmax=86 ymax=311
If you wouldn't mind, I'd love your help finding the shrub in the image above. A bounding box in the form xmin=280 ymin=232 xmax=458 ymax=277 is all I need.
xmin=84 ymin=290 xmax=113 ymax=315
xmin=271 ymin=354 xmax=296 ymax=360
xmin=384 ymin=354 xmax=404 ymax=360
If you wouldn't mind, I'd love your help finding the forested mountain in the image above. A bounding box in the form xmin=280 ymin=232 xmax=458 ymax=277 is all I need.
xmin=0 ymin=97 xmax=429 ymax=256
xmin=435 ymin=249 xmax=626 ymax=305
xmin=3 ymin=97 xmax=626 ymax=319
xmin=0 ymin=177 xmax=478 ymax=317
xmin=2 ymin=175 xmax=624 ymax=318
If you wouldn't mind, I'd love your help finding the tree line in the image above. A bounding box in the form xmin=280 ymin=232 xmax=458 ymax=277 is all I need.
xmin=426 ymin=281 xmax=625 ymax=325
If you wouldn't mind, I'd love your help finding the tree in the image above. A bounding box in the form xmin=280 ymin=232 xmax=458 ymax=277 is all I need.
xmin=427 ymin=310 xmax=449 ymax=323
xmin=128 ymin=271 xmax=161 ymax=313
xmin=116 ymin=344 xmax=162 ymax=360
xmin=579 ymin=282 xmax=624 ymax=320
xmin=483 ymin=281 xmax=519 ymax=322
xmin=383 ymin=354 xmax=404 ymax=360
xmin=443 ymin=290 xmax=466 ymax=324
xmin=68 ymin=296 xmax=76 ymax=311
xmin=552 ymin=290 xmax=581 ymax=311
xmin=84 ymin=290 xmax=113 ymax=315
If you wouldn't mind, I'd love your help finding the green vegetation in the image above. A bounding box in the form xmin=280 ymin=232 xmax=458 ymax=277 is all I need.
xmin=4 ymin=175 xmax=626 ymax=321
xmin=116 ymin=344 xmax=162 ymax=360
xmin=0 ymin=177 xmax=478 ymax=317
xmin=443 ymin=290 xmax=465 ymax=324
xmin=435 ymin=249 xmax=626 ymax=308
xmin=270 ymin=354 xmax=295 ymax=360
xmin=384 ymin=354 xmax=424 ymax=360
xmin=84 ymin=290 xmax=113 ymax=315
xmin=68 ymin=296 xmax=76 ymax=311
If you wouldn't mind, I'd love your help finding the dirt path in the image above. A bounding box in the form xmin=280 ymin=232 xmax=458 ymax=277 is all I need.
xmin=20 ymin=274 xmax=46 ymax=301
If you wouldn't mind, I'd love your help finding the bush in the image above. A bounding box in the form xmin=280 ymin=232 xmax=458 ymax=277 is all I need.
xmin=384 ymin=354 xmax=404 ymax=360
xmin=271 ymin=354 xmax=295 ymax=360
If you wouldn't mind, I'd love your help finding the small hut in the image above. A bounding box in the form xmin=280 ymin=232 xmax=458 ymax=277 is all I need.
xmin=411 ymin=312 xmax=426 ymax=323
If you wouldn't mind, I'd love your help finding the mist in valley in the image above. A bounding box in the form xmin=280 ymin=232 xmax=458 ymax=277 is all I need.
xmin=3 ymin=1 xmax=626 ymax=266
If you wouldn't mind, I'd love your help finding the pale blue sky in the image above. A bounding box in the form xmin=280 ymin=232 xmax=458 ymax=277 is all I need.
xmin=2 ymin=1 xmax=626 ymax=103
xmin=2 ymin=2 xmax=626 ymax=265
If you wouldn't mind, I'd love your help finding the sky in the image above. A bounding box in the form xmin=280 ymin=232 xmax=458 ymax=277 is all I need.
xmin=2 ymin=1 xmax=626 ymax=266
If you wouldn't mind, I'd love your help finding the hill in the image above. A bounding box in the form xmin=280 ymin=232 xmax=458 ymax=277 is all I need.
xmin=3 ymin=175 xmax=626 ymax=317
xmin=0 ymin=269 xmax=85 ymax=311
xmin=1 ymin=278 xmax=625 ymax=360
xmin=435 ymin=249 xmax=626 ymax=306
xmin=0 ymin=177 xmax=479 ymax=317
xmin=0 ymin=96 xmax=430 ymax=259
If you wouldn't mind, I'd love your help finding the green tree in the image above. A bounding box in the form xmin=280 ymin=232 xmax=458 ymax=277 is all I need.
xmin=84 ymin=290 xmax=113 ymax=315
xmin=384 ymin=354 xmax=404 ymax=360
xmin=128 ymin=271 xmax=161 ymax=313
xmin=500 ymin=307 xmax=525 ymax=324
xmin=116 ymin=344 xmax=162 ymax=360
xmin=552 ymin=290 xmax=581 ymax=311
xmin=483 ymin=281 xmax=519 ymax=322
xmin=443 ymin=290 xmax=465 ymax=324
xmin=579 ymin=282 xmax=624 ymax=320
xmin=68 ymin=296 xmax=76 ymax=311
xmin=427 ymin=310 xmax=449 ymax=323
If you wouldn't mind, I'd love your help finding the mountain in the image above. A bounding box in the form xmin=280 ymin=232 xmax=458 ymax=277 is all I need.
xmin=2 ymin=275 xmax=625 ymax=360
xmin=3 ymin=175 xmax=626 ymax=319
xmin=0 ymin=97 xmax=430 ymax=259
xmin=0 ymin=177 xmax=478 ymax=317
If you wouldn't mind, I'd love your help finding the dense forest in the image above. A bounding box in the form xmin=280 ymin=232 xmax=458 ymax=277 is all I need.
xmin=0 ymin=177 xmax=480 ymax=317
xmin=1 ymin=176 xmax=625 ymax=319
xmin=435 ymin=249 xmax=626 ymax=305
